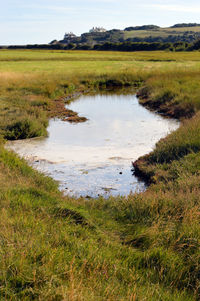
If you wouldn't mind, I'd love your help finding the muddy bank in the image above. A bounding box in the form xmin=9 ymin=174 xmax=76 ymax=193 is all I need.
xmin=137 ymin=86 xmax=195 ymax=120
xmin=132 ymin=155 xmax=155 ymax=185
xmin=132 ymin=86 xmax=193 ymax=184
xmin=48 ymin=91 xmax=88 ymax=123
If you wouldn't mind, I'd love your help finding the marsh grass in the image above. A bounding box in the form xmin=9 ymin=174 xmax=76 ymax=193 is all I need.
xmin=0 ymin=50 xmax=200 ymax=300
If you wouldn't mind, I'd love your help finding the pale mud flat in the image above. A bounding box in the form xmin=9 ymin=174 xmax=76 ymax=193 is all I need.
xmin=6 ymin=93 xmax=179 ymax=198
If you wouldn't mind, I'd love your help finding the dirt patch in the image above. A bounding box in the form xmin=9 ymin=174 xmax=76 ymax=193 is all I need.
xmin=48 ymin=93 xmax=88 ymax=124
xmin=63 ymin=115 xmax=88 ymax=123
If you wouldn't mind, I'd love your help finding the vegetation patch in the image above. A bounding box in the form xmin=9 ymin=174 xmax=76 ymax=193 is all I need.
xmin=5 ymin=118 xmax=47 ymax=140
xmin=0 ymin=50 xmax=199 ymax=300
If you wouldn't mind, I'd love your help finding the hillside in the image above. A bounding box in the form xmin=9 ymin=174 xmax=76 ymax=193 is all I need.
xmin=56 ymin=24 xmax=200 ymax=46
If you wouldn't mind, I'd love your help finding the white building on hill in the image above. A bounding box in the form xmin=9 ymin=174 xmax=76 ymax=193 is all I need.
xmin=63 ymin=32 xmax=77 ymax=41
xmin=89 ymin=27 xmax=107 ymax=33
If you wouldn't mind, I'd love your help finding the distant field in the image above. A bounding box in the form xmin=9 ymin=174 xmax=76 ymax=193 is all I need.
xmin=164 ymin=26 xmax=200 ymax=32
xmin=2 ymin=49 xmax=200 ymax=62
xmin=123 ymin=26 xmax=200 ymax=41
xmin=1 ymin=50 xmax=200 ymax=75
xmin=124 ymin=30 xmax=173 ymax=39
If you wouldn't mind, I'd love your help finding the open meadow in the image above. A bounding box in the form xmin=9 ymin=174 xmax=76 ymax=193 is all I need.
xmin=0 ymin=50 xmax=199 ymax=300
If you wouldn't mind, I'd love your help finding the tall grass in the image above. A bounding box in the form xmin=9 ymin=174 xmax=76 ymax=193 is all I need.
xmin=0 ymin=50 xmax=200 ymax=300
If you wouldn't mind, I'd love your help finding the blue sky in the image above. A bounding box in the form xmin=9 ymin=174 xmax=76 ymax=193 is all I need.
xmin=1 ymin=0 xmax=200 ymax=45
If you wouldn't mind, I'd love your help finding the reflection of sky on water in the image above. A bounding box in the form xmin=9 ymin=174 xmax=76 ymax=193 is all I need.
xmin=6 ymin=94 xmax=179 ymax=198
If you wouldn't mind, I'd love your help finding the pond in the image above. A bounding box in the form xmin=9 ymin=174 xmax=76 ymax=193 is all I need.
xmin=6 ymin=92 xmax=179 ymax=198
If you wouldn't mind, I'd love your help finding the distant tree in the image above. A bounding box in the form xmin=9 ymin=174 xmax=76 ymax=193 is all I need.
xmin=49 ymin=40 xmax=58 ymax=45
xmin=190 ymin=39 xmax=200 ymax=50
xmin=124 ymin=25 xmax=160 ymax=31
xmin=171 ymin=23 xmax=200 ymax=28
xmin=65 ymin=43 xmax=76 ymax=49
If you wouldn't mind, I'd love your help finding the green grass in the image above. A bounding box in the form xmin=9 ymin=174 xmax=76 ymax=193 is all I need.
xmin=123 ymin=26 xmax=200 ymax=39
xmin=0 ymin=50 xmax=199 ymax=300
xmin=2 ymin=49 xmax=200 ymax=62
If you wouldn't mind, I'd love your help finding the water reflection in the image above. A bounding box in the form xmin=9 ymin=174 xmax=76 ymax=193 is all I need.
xmin=6 ymin=93 xmax=179 ymax=198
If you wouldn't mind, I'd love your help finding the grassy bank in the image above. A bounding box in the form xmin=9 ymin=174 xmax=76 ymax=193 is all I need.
xmin=0 ymin=50 xmax=199 ymax=300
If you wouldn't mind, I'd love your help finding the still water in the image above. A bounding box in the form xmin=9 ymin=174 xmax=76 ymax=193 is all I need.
xmin=6 ymin=93 xmax=179 ymax=198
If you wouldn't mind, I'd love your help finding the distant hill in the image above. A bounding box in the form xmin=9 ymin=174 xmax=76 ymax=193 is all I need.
xmin=124 ymin=25 xmax=160 ymax=31
xmin=53 ymin=24 xmax=200 ymax=46
xmin=171 ymin=23 xmax=200 ymax=28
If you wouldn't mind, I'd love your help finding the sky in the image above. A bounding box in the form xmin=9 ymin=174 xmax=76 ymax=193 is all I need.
xmin=1 ymin=0 xmax=200 ymax=45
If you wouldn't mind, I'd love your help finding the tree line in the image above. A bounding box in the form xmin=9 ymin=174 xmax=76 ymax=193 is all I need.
xmin=2 ymin=40 xmax=200 ymax=52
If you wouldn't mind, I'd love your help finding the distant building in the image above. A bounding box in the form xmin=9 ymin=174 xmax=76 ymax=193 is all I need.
xmin=63 ymin=32 xmax=77 ymax=41
xmin=89 ymin=27 xmax=107 ymax=33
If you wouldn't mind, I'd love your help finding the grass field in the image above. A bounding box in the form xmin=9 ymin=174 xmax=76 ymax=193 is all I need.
xmin=0 ymin=50 xmax=199 ymax=300
xmin=123 ymin=26 xmax=200 ymax=39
